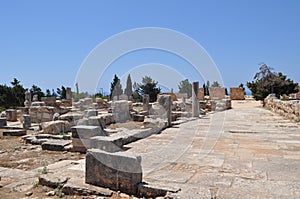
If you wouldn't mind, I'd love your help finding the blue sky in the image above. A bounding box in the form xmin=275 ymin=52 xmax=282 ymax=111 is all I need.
xmin=0 ymin=0 xmax=299 ymax=94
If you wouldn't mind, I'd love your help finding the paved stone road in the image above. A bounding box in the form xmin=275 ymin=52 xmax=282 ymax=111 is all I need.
xmin=127 ymin=101 xmax=300 ymax=198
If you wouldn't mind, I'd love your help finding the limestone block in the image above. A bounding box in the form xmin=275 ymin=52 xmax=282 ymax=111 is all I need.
xmin=6 ymin=109 xmax=17 ymax=122
xmin=209 ymin=87 xmax=225 ymax=100
xmin=71 ymin=125 xmax=108 ymax=139
xmin=31 ymin=101 xmax=46 ymax=107
xmin=42 ymin=120 xmax=71 ymax=134
xmin=86 ymin=149 xmax=142 ymax=195
xmin=198 ymin=87 xmax=205 ymax=100
xmin=112 ymin=100 xmax=130 ymax=123
xmin=85 ymin=109 xmax=98 ymax=117
xmin=230 ymin=87 xmax=245 ymax=100
xmin=22 ymin=114 xmax=31 ymax=129
xmin=157 ymin=95 xmax=172 ymax=126
xmin=0 ymin=118 xmax=7 ymax=127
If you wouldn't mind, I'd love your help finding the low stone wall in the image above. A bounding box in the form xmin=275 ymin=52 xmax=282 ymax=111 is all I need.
xmin=264 ymin=94 xmax=300 ymax=121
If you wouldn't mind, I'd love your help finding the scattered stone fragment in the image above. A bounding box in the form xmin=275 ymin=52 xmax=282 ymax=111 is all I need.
xmin=3 ymin=129 xmax=26 ymax=136
xmin=41 ymin=140 xmax=71 ymax=151
xmin=46 ymin=190 xmax=55 ymax=196
xmin=25 ymin=191 xmax=33 ymax=196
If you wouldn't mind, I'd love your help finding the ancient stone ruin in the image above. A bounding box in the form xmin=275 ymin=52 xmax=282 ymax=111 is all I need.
xmin=0 ymin=85 xmax=237 ymax=198
xmin=230 ymin=87 xmax=245 ymax=100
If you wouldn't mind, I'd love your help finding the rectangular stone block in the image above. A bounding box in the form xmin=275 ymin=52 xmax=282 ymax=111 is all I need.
xmin=209 ymin=87 xmax=225 ymax=100
xmin=71 ymin=125 xmax=108 ymax=139
xmin=41 ymin=140 xmax=71 ymax=151
xmin=0 ymin=118 xmax=7 ymax=127
xmin=86 ymin=149 xmax=142 ymax=196
xmin=90 ymin=136 xmax=123 ymax=152
xmin=3 ymin=129 xmax=26 ymax=136
xmin=198 ymin=87 xmax=205 ymax=100
xmin=6 ymin=109 xmax=17 ymax=122
xmin=230 ymin=87 xmax=245 ymax=100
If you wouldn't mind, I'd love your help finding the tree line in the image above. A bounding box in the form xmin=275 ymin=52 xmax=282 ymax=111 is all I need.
xmin=109 ymin=74 xmax=161 ymax=102
xmin=1 ymin=64 xmax=298 ymax=110
xmin=0 ymin=78 xmax=70 ymax=110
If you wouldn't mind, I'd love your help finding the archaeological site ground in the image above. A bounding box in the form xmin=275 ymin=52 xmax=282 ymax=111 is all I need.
xmin=0 ymin=85 xmax=299 ymax=199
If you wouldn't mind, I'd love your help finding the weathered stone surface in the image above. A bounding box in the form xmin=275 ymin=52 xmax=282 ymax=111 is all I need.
xmin=59 ymin=112 xmax=83 ymax=123
xmin=31 ymin=101 xmax=46 ymax=106
xmin=143 ymin=117 xmax=167 ymax=130
xmin=52 ymin=112 xmax=60 ymax=121
xmin=265 ymin=94 xmax=300 ymax=121
xmin=211 ymin=99 xmax=232 ymax=111
xmin=29 ymin=105 xmax=70 ymax=123
xmin=39 ymin=174 xmax=69 ymax=188
xmin=209 ymin=87 xmax=225 ymax=100
xmin=132 ymin=114 xmax=145 ymax=122
xmin=198 ymin=87 xmax=205 ymax=100
xmin=112 ymin=100 xmax=130 ymax=123
xmin=192 ymin=82 xmax=199 ymax=117
xmin=137 ymin=182 xmax=180 ymax=198
xmin=62 ymin=178 xmax=113 ymax=196
xmin=143 ymin=94 xmax=150 ymax=111
xmin=24 ymin=91 xmax=31 ymax=107
xmin=66 ymin=87 xmax=72 ymax=100
xmin=0 ymin=118 xmax=7 ymax=127
xmin=157 ymin=95 xmax=172 ymax=127
xmin=71 ymin=138 xmax=90 ymax=153
xmin=41 ymin=96 xmax=56 ymax=106
xmin=86 ymin=149 xmax=142 ymax=195
xmin=6 ymin=109 xmax=17 ymax=122
xmin=85 ymin=109 xmax=98 ymax=117
xmin=87 ymin=116 xmax=106 ymax=127
xmin=73 ymin=98 xmax=94 ymax=110
xmin=89 ymin=136 xmax=123 ymax=152
xmin=41 ymin=140 xmax=71 ymax=151
xmin=230 ymin=87 xmax=245 ymax=100
xmin=42 ymin=120 xmax=71 ymax=134
xmin=71 ymin=125 xmax=108 ymax=139
xmin=3 ymin=129 xmax=26 ymax=136
xmin=95 ymin=98 xmax=109 ymax=109
xmin=22 ymin=114 xmax=31 ymax=129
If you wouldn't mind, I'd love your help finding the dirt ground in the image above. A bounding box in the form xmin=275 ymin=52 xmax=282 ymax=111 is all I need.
xmin=0 ymin=129 xmax=140 ymax=199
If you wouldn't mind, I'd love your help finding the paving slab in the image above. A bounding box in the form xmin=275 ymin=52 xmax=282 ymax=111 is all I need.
xmin=127 ymin=102 xmax=300 ymax=198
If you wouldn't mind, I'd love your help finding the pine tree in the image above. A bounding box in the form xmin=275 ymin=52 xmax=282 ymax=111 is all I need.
xmin=124 ymin=74 xmax=133 ymax=98
xmin=110 ymin=74 xmax=123 ymax=100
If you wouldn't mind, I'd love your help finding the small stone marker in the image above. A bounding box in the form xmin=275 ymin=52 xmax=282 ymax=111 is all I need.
xmin=192 ymin=82 xmax=199 ymax=117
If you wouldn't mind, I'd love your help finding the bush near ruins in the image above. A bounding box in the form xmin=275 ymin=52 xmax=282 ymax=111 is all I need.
xmin=247 ymin=64 xmax=298 ymax=100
